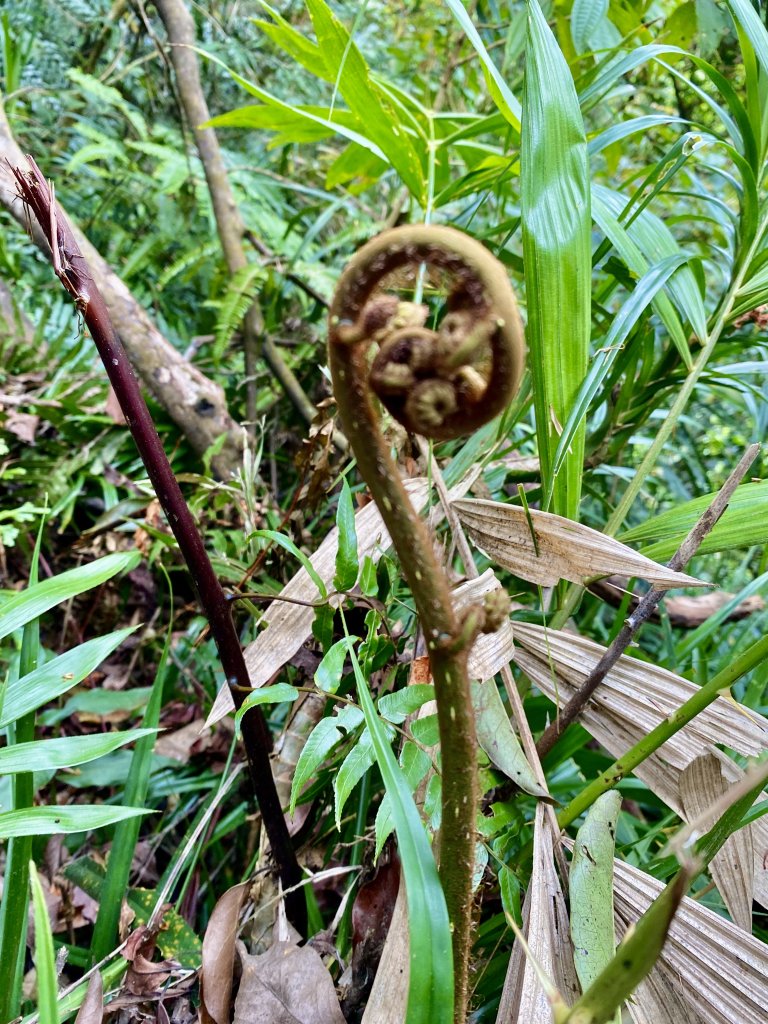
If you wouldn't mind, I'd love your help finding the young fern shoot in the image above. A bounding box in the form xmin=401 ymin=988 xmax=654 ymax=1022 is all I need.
xmin=328 ymin=224 xmax=525 ymax=1019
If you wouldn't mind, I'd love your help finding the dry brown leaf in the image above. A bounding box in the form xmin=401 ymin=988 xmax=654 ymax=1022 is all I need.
xmin=200 ymin=882 xmax=248 ymax=1024
xmin=359 ymin=881 xmax=409 ymax=1024
xmin=73 ymin=971 xmax=103 ymax=1024
xmin=679 ymin=754 xmax=755 ymax=932
xmin=153 ymin=720 xmax=208 ymax=763
xmin=498 ymin=805 xmax=579 ymax=1022
xmin=233 ymin=942 xmax=345 ymax=1024
xmin=613 ymin=857 xmax=768 ymax=1024
xmin=589 ymin=576 xmax=764 ymax=627
xmin=513 ymin=622 xmax=768 ymax=907
xmin=4 ymin=408 xmax=39 ymax=443
xmin=208 ymin=476 xmax=472 ymax=727
xmin=453 ymin=499 xmax=706 ymax=589
xmin=513 ymin=622 xmax=768 ymax=812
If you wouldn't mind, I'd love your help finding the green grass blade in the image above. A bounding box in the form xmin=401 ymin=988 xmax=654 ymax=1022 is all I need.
xmin=521 ymin=0 xmax=591 ymax=518
xmin=619 ymin=480 xmax=768 ymax=559
xmin=0 ymin=552 xmax=139 ymax=642
xmin=445 ymin=0 xmax=521 ymax=130
xmin=345 ymin=625 xmax=453 ymax=1023
xmin=29 ymin=863 xmax=58 ymax=1024
xmin=0 ymin=805 xmax=148 ymax=839
xmin=552 ymin=253 xmax=690 ymax=478
xmin=0 ymin=627 xmax=138 ymax=728
xmin=0 ymin=730 xmax=156 ymax=774
xmin=725 ymin=0 xmax=768 ymax=79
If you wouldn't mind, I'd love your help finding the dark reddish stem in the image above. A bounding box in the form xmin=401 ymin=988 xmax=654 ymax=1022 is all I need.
xmin=11 ymin=157 xmax=304 ymax=928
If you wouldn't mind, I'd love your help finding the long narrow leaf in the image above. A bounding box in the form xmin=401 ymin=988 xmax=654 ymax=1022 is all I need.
xmin=345 ymin=625 xmax=453 ymax=1024
xmin=522 ymin=0 xmax=591 ymax=517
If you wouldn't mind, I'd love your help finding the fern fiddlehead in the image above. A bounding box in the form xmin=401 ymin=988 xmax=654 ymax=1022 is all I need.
xmin=328 ymin=225 xmax=524 ymax=1021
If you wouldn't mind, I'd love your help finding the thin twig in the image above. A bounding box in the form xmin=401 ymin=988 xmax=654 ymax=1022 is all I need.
xmin=536 ymin=443 xmax=761 ymax=759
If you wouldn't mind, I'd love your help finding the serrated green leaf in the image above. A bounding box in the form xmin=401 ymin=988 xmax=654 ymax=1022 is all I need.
xmin=410 ymin=713 xmax=439 ymax=747
xmin=315 ymin=637 xmax=356 ymax=694
xmin=334 ymin=478 xmax=358 ymax=591
xmin=0 ymin=552 xmax=139 ymax=643
xmin=213 ymin=264 xmax=266 ymax=362
xmin=304 ymin=0 xmax=426 ymax=201
xmin=334 ymin=726 xmax=378 ymax=828
xmin=0 ymin=805 xmax=148 ymax=839
xmin=290 ymin=705 xmax=363 ymax=814
xmin=235 ymin=683 xmax=299 ymax=731
xmin=378 ymin=684 xmax=435 ymax=724
xmin=0 ymin=627 xmax=137 ymax=728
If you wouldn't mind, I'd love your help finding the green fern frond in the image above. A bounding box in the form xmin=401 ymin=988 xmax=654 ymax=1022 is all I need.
xmin=213 ymin=264 xmax=266 ymax=363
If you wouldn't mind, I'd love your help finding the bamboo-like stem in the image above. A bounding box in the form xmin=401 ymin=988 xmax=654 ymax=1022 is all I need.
xmin=11 ymin=158 xmax=304 ymax=933
xmin=556 ymin=630 xmax=768 ymax=831
xmin=328 ymin=224 xmax=524 ymax=1021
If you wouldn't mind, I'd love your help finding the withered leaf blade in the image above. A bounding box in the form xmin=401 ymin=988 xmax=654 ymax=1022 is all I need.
xmin=233 ymin=942 xmax=346 ymax=1024
xmin=499 ymin=805 xmax=578 ymax=1022
xmin=613 ymin=858 xmax=768 ymax=1024
xmin=453 ymin=498 xmax=706 ymax=588
xmin=200 ymin=882 xmax=248 ymax=1024
xmin=513 ymin=622 xmax=768 ymax=907
xmin=680 ymin=754 xmax=754 ymax=932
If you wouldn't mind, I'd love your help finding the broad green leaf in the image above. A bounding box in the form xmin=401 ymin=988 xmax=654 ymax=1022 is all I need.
xmin=0 ymin=627 xmax=137 ymax=728
xmin=0 ymin=552 xmax=139 ymax=642
xmin=304 ymin=0 xmax=426 ymax=201
xmin=334 ymin=479 xmax=358 ymax=591
xmin=522 ymin=0 xmax=591 ymax=518
xmin=471 ymin=681 xmax=549 ymax=797
xmin=254 ymin=2 xmax=328 ymax=79
xmin=0 ymin=805 xmax=147 ymax=839
xmin=552 ymin=253 xmax=691 ymax=478
xmin=29 ymin=863 xmax=57 ymax=1024
xmin=571 ymin=0 xmax=608 ymax=54
xmin=570 ymin=792 xmax=622 ymax=1024
xmin=445 ymin=0 xmax=521 ymax=130
xmin=334 ymin=725 xmax=379 ymax=828
xmin=378 ymin=684 xmax=435 ymax=724
xmin=290 ymin=705 xmax=363 ymax=814
xmin=235 ymin=683 xmax=299 ymax=730
xmin=347 ymin=633 xmax=453 ymax=1023
xmin=619 ymin=480 xmax=768 ymax=560
xmin=315 ymin=636 xmax=357 ymax=694
xmin=0 ymin=729 xmax=155 ymax=774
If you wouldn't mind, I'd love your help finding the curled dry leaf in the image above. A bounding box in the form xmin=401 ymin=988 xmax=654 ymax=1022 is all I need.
xmin=499 ymin=805 xmax=579 ymax=1023
xmin=73 ymin=971 xmax=103 ymax=1024
xmin=613 ymin=857 xmax=768 ymax=1024
xmin=233 ymin=942 xmax=346 ymax=1024
xmin=679 ymin=754 xmax=754 ymax=932
xmin=200 ymin=882 xmax=248 ymax=1024
xmin=208 ymin=476 xmax=475 ymax=727
xmin=453 ymin=498 xmax=706 ymax=589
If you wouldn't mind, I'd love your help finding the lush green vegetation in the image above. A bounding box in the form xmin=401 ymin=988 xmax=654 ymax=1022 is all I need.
xmin=1 ymin=1 xmax=767 ymax=1022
